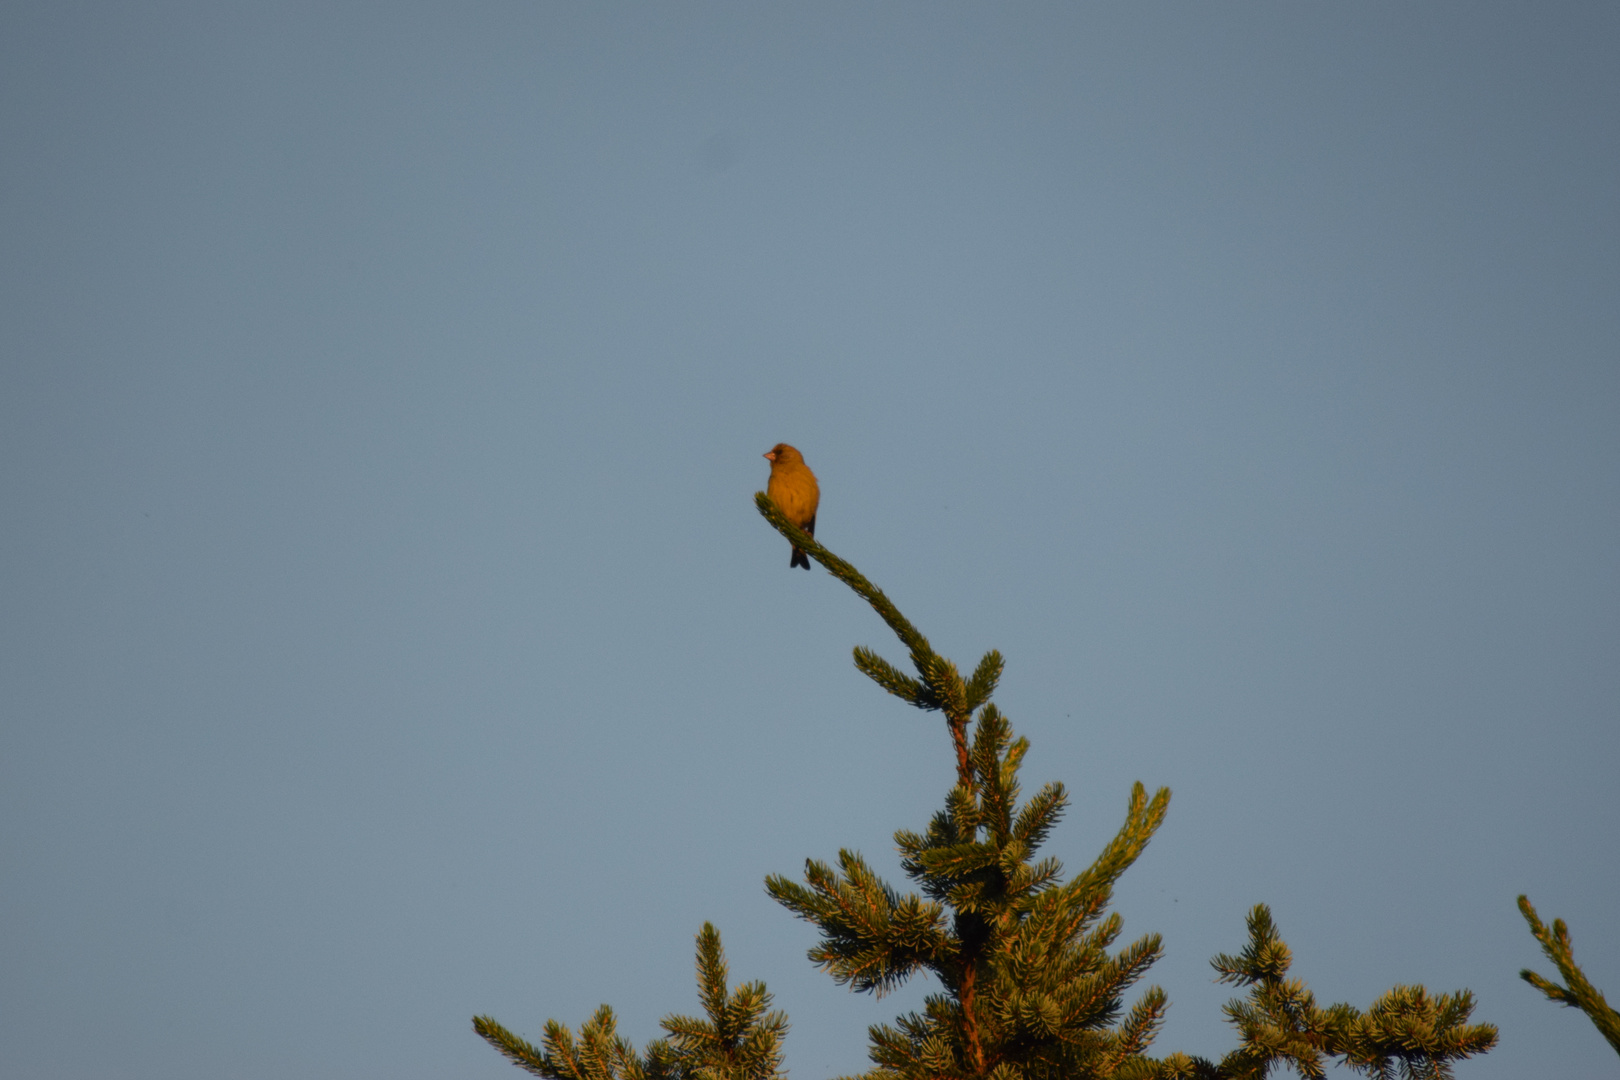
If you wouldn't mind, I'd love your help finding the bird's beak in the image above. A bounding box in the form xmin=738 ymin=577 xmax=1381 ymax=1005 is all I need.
xmin=763 ymin=451 xmax=776 ymax=461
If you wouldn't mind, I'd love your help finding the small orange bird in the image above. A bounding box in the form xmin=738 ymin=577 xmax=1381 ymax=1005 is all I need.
xmin=763 ymin=443 xmax=820 ymax=570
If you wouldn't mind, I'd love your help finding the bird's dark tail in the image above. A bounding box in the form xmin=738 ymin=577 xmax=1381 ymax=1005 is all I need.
xmin=791 ymin=547 xmax=810 ymax=570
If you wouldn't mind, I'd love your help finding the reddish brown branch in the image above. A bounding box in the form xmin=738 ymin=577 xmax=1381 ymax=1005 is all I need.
xmin=950 ymin=715 xmax=973 ymax=792
xmin=959 ymin=961 xmax=986 ymax=1075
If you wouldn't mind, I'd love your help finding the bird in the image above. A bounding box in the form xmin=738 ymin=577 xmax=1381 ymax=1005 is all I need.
xmin=763 ymin=443 xmax=819 ymax=570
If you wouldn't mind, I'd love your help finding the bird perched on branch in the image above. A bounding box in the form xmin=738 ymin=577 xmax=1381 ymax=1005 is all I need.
xmin=763 ymin=443 xmax=819 ymax=570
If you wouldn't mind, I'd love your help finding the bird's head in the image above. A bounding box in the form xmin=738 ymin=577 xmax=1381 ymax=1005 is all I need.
xmin=763 ymin=443 xmax=801 ymax=465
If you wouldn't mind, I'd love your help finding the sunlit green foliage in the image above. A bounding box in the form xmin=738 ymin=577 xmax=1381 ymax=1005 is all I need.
xmin=1518 ymin=895 xmax=1620 ymax=1056
xmin=469 ymin=496 xmax=1500 ymax=1080
xmin=475 ymin=923 xmax=787 ymax=1080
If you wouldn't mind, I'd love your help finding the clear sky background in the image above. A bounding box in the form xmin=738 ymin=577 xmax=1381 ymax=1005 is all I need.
xmin=3 ymin=4 xmax=1617 ymax=1078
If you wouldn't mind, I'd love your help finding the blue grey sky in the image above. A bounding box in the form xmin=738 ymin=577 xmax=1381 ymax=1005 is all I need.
xmin=3 ymin=4 xmax=1616 ymax=1078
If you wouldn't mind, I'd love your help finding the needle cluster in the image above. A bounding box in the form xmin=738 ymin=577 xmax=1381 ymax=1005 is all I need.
xmin=1149 ymin=905 xmax=1496 ymax=1080
xmin=1517 ymin=895 xmax=1620 ymax=1055
xmin=474 ymin=923 xmax=787 ymax=1080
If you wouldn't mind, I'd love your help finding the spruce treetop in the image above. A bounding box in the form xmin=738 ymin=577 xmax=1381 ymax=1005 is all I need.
xmin=759 ymin=490 xmax=1175 ymax=1079
xmin=754 ymin=490 xmax=1495 ymax=1080
xmin=470 ymin=492 xmax=1501 ymax=1080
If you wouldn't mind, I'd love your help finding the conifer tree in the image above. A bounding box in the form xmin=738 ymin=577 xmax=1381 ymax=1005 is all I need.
xmin=754 ymin=492 xmax=1496 ymax=1080
xmin=472 ymin=494 xmax=1499 ymax=1080
xmin=1517 ymin=895 xmax=1620 ymax=1056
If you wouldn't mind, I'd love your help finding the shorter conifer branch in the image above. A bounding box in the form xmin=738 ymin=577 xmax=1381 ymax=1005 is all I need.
xmin=853 ymin=646 xmax=934 ymax=709
xmin=1518 ymin=894 xmax=1620 ymax=1055
xmin=661 ymin=923 xmax=791 ymax=1080
xmin=473 ymin=1006 xmax=661 ymax=1080
xmin=963 ymin=650 xmax=1004 ymax=713
xmin=475 ymin=925 xmax=787 ymax=1080
xmin=470 ymin=1015 xmax=561 ymax=1079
